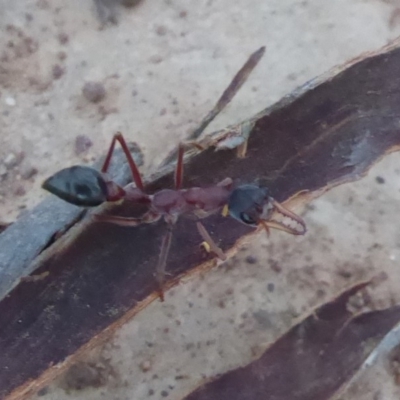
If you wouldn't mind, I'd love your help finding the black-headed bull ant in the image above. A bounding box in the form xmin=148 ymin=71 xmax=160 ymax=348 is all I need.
xmin=42 ymin=47 xmax=306 ymax=300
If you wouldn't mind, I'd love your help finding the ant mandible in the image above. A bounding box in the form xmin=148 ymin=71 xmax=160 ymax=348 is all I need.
xmin=42 ymin=47 xmax=306 ymax=300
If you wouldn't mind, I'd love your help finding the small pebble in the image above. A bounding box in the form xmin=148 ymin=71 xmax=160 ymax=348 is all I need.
xmin=21 ymin=166 xmax=38 ymax=180
xmin=121 ymin=0 xmax=144 ymax=7
xmin=5 ymin=96 xmax=16 ymax=107
xmin=57 ymin=51 xmax=67 ymax=61
xmin=52 ymin=64 xmax=65 ymax=79
xmin=267 ymin=282 xmax=275 ymax=292
xmin=3 ymin=153 xmax=17 ymax=168
xmin=14 ymin=185 xmax=26 ymax=196
xmin=139 ymin=360 xmax=152 ymax=372
xmin=36 ymin=386 xmax=49 ymax=397
xmin=82 ymin=82 xmax=106 ymax=103
xmin=57 ymin=32 xmax=69 ymax=45
xmin=155 ymin=25 xmax=167 ymax=36
xmin=375 ymin=176 xmax=385 ymax=184
xmin=149 ymin=55 xmax=163 ymax=64
xmin=269 ymin=260 xmax=282 ymax=273
xmin=0 ymin=165 xmax=7 ymax=177
xmin=74 ymin=135 xmax=93 ymax=155
xmin=245 ymin=255 xmax=258 ymax=264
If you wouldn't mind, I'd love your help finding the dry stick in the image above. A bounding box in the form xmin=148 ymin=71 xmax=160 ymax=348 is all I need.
xmin=160 ymin=46 xmax=266 ymax=167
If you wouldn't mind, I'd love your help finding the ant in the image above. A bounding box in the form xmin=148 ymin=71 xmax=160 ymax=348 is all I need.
xmin=42 ymin=47 xmax=306 ymax=300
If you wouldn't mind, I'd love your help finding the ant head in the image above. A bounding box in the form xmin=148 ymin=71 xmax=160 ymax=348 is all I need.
xmin=42 ymin=166 xmax=120 ymax=207
xmin=228 ymin=184 xmax=306 ymax=235
xmin=228 ymin=184 xmax=271 ymax=226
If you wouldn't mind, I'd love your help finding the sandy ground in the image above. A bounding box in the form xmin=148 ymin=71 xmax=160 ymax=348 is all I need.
xmin=2 ymin=0 xmax=400 ymax=399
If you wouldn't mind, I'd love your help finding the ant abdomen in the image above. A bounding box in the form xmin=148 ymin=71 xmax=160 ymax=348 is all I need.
xmin=42 ymin=166 xmax=110 ymax=207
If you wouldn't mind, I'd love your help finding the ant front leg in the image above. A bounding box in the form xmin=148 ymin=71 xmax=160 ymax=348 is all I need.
xmin=196 ymin=221 xmax=226 ymax=261
xmin=102 ymin=132 xmax=145 ymax=191
xmin=156 ymin=222 xmax=175 ymax=302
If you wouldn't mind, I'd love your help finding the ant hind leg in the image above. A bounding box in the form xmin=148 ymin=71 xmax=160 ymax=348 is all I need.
xmin=92 ymin=210 xmax=160 ymax=226
xmin=101 ymin=132 xmax=145 ymax=191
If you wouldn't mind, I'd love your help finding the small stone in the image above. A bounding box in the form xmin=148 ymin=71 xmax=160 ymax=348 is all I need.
xmin=3 ymin=153 xmax=17 ymax=168
xmin=375 ymin=176 xmax=385 ymax=184
xmin=269 ymin=259 xmax=282 ymax=273
xmin=149 ymin=55 xmax=163 ymax=64
xmin=139 ymin=360 xmax=152 ymax=372
xmin=267 ymin=282 xmax=275 ymax=292
xmin=36 ymin=386 xmax=49 ymax=396
xmin=121 ymin=0 xmax=143 ymax=7
xmin=0 ymin=165 xmax=7 ymax=177
xmin=5 ymin=96 xmax=16 ymax=107
xmin=57 ymin=32 xmax=69 ymax=44
xmin=337 ymin=269 xmax=352 ymax=279
xmin=155 ymin=25 xmax=167 ymax=36
xmin=74 ymin=135 xmax=93 ymax=155
xmin=245 ymin=255 xmax=258 ymax=264
xmin=21 ymin=166 xmax=38 ymax=180
xmin=14 ymin=185 xmax=26 ymax=196
xmin=52 ymin=64 xmax=65 ymax=79
xmin=82 ymin=82 xmax=106 ymax=103
xmin=57 ymin=51 xmax=67 ymax=61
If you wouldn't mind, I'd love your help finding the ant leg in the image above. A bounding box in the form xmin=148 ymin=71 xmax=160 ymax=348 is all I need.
xmin=101 ymin=132 xmax=145 ymax=191
xmin=259 ymin=220 xmax=271 ymax=237
xmin=92 ymin=210 xmax=160 ymax=226
xmin=94 ymin=209 xmax=172 ymax=301
xmin=155 ymin=223 xmax=174 ymax=301
xmin=216 ymin=177 xmax=233 ymax=188
xmin=196 ymin=221 xmax=226 ymax=261
xmin=161 ymin=47 xmax=265 ymax=166
xmin=174 ymin=144 xmax=184 ymax=190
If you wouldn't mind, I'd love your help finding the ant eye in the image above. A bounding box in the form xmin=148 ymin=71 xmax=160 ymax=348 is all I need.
xmin=240 ymin=212 xmax=257 ymax=225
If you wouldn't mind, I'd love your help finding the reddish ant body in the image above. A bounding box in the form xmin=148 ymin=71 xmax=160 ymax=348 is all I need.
xmin=42 ymin=47 xmax=306 ymax=300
